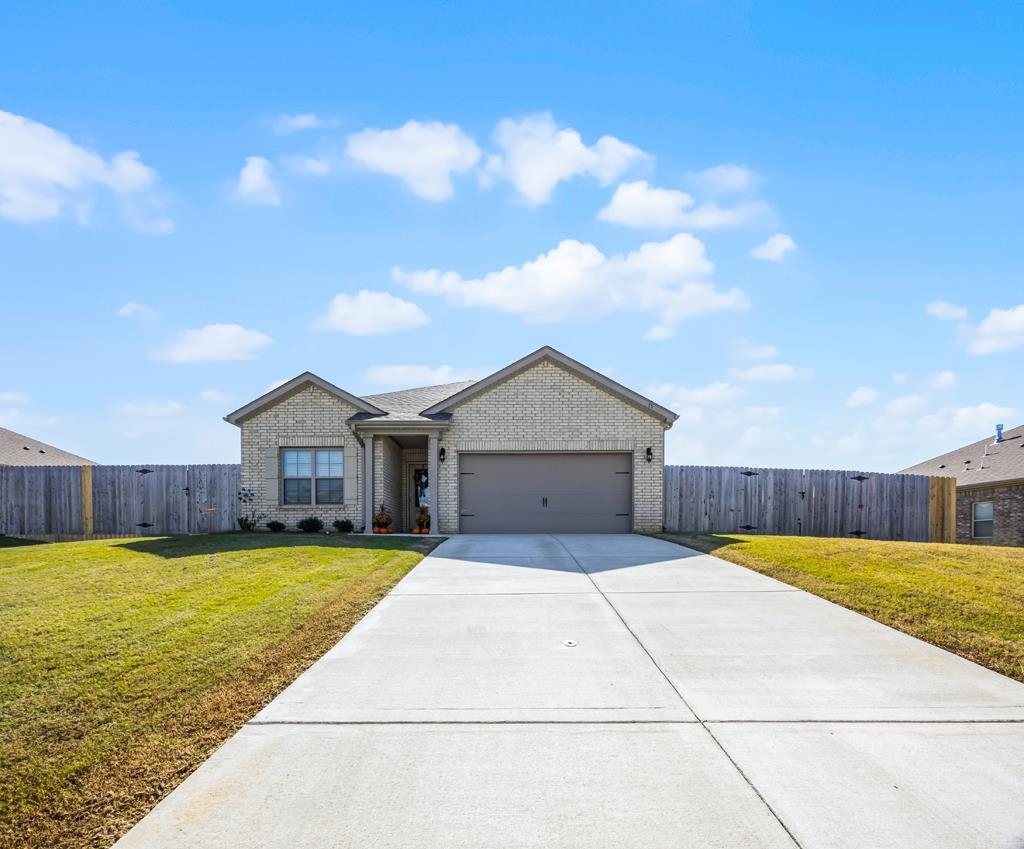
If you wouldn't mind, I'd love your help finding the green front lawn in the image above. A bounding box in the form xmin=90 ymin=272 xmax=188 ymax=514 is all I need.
xmin=660 ymin=533 xmax=1024 ymax=683
xmin=0 ymin=532 xmax=440 ymax=849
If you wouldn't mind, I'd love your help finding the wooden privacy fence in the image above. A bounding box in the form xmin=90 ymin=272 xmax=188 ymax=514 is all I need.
xmin=664 ymin=465 xmax=957 ymax=543
xmin=0 ymin=464 xmax=241 ymax=538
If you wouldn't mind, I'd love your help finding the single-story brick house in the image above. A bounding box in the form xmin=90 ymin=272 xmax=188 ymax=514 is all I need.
xmin=225 ymin=346 xmax=678 ymax=535
xmin=900 ymin=423 xmax=1024 ymax=547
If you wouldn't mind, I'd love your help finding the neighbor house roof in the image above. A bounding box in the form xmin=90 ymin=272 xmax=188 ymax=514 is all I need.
xmin=899 ymin=423 xmax=1024 ymax=487
xmin=0 ymin=426 xmax=95 ymax=466
xmin=419 ymin=346 xmax=679 ymax=424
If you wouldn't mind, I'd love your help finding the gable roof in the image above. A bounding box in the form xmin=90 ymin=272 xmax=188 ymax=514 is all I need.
xmin=419 ymin=346 xmax=679 ymax=424
xmin=359 ymin=381 xmax=477 ymax=423
xmin=224 ymin=372 xmax=386 ymax=425
xmin=899 ymin=423 xmax=1024 ymax=487
xmin=0 ymin=426 xmax=95 ymax=466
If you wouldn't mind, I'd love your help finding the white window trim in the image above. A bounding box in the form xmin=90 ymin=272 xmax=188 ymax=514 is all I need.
xmin=971 ymin=501 xmax=994 ymax=539
xmin=281 ymin=448 xmax=344 ymax=506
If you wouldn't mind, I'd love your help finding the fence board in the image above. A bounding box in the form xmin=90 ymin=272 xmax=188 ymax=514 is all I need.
xmin=1 ymin=464 xmax=240 ymax=537
xmin=663 ymin=465 xmax=953 ymax=542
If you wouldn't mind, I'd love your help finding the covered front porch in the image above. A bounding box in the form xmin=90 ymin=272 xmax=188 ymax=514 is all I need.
xmin=356 ymin=424 xmax=444 ymax=535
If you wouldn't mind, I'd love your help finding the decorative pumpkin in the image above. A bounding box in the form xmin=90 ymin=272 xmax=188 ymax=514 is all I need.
xmin=373 ymin=504 xmax=392 ymax=532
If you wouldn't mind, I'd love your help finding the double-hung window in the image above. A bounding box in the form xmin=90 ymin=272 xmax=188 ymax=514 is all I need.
xmin=281 ymin=449 xmax=343 ymax=505
xmin=972 ymin=501 xmax=994 ymax=539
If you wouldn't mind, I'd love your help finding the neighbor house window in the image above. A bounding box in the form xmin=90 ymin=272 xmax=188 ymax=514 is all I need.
xmin=972 ymin=501 xmax=994 ymax=539
xmin=281 ymin=449 xmax=343 ymax=505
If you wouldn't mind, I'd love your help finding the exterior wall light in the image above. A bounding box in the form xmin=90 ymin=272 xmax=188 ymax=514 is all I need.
xmin=439 ymin=447 xmax=446 ymax=463
xmin=645 ymin=447 xmax=654 ymax=463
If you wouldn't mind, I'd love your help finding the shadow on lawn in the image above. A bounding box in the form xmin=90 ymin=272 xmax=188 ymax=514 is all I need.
xmin=0 ymin=535 xmax=47 ymax=548
xmin=115 ymin=532 xmax=442 ymax=559
xmin=655 ymin=532 xmax=750 ymax=555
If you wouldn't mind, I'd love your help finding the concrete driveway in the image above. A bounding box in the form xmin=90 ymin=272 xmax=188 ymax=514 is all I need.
xmin=116 ymin=534 xmax=1024 ymax=849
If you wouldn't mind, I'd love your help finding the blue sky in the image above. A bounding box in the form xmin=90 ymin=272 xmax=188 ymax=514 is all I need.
xmin=2 ymin=1 xmax=1021 ymax=469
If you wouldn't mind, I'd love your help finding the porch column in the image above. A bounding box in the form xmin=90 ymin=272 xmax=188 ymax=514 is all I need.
xmin=362 ymin=434 xmax=374 ymax=533
xmin=428 ymin=434 xmax=440 ymax=535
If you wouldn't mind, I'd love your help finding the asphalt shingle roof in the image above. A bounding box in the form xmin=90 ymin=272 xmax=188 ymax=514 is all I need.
xmin=358 ymin=380 xmax=478 ymax=423
xmin=0 ymin=427 xmax=95 ymax=466
xmin=899 ymin=423 xmax=1024 ymax=487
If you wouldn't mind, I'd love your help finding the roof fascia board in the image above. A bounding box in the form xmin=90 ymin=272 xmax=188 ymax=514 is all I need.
xmin=224 ymin=372 xmax=386 ymax=425
xmin=419 ymin=346 xmax=679 ymax=424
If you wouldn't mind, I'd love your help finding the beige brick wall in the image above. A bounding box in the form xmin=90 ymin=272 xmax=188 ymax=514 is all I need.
xmin=373 ymin=436 xmax=403 ymax=526
xmin=437 ymin=359 xmax=668 ymax=534
xmin=239 ymin=384 xmax=363 ymax=529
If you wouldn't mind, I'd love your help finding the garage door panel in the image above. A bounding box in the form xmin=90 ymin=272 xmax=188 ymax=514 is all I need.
xmin=459 ymin=453 xmax=632 ymax=534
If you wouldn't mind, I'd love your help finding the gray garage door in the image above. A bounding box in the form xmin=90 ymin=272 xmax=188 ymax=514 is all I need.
xmin=459 ymin=453 xmax=632 ymax=533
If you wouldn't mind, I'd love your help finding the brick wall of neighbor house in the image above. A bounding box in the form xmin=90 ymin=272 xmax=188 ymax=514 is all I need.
xmin=373 ymin=436 xmax=403 ymax=527
xmin=436 ymin=359 xmax=667 ymax=534
xmin=239 ymin=384 xmax=362 ymax=529
xmin=957 ymin=483 xmax=1024 ymax=547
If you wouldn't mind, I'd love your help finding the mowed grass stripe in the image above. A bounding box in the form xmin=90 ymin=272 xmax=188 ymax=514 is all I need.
xmin=0 ymin=533 xmax=439 ymax=849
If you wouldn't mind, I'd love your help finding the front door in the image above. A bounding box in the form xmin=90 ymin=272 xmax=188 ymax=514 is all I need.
xmin=411 ymin=467 xmax=429 ymax=530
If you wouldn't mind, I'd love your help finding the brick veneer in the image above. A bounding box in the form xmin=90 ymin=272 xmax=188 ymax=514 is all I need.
xmin=239 ymin=384 xmax=363 ymax=529
xmin=957 ymin=483 xmax=1024 ymax=547
xmin=436 ymin=359 xmax=667 ymax=534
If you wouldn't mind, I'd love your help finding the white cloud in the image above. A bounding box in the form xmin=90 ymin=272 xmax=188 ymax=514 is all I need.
xmin=966 ymin=304 xmax=1024 ymax=354
xmin=199 ymin=388 xmax=230 ymax=403
xmin=926 ymin=300 xmax=968 ymax=321
xmin=651 ymin=378 xmax=741 ymax=405
xmin=886 ymin=394 xmax=927 ymax=418
xmin=918 ymin=402 xmax=1015 ymax=439
xmin=395 ymin=233 xmax=747 ymax=334
xmin=0 ymin=391 xmax=30 ymax=404
xmin=150 ymin=324 xmax=272 ymax=363
xmin=744 ymin=405 xmax=782 ymax=422
xmin=731 ymin=363 xmax=812 ymax=382
xmin=735 ymin=338 xmax=778 ymax=360
xmin=281 ymin=154 xmax=331 ymax=176
xmin=117 ymin=301 xmax=156 ymax=318
xmin=598 ymin=180 xmax=768 ymax=229
xmin=266 ymin=378 xmax=289 ymax=392
xmin=643 ymin=325 xmax=675 ymax=341
xmin=313 ymin=290 xmax=430 ymax=335
xmin=751 ymin=233 xmax=796 ymax=262
xmin=484 ymin=112 xmax=648 ymax=205
xmin=687 ymin=164 xmax=755 ymax=195
xmin=648 ymin=381 xmax=744 ymax=408
xmin=847 ymin=387 xmax=878 ymax=408
xmin=116 ymin=400 xmax=185 ymax=417
xmin=272 ymin=113 xmax=329 ymax=134
xmin=0 ymin=110 xmax=172 ymax=231
xmin=929 ymin=370 xmax=957 ymax=390
xmin=235 ymin=156 xmax=280 ymax=206
xmin=346 ymin=120 xmax=480 ymax=201
xmin=363 ymin=364 xmax=485 ymax=387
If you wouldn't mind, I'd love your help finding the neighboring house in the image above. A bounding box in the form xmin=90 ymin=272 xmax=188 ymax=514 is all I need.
xmin=0 ymin=426 xmax=94 ymax=466
xmin=900 ymin=424 xmax=1024 ymax=547
xmin=225 ymin=346 xmax=678 ymax=535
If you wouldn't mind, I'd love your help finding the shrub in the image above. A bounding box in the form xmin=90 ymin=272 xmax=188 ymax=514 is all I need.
xmin=333 ymin=519 xmax=354 ymax=533
xmin=296 ymin=516 xmax=324 ymax=533
xmin=265 ymin=520 xmax=286 ymax=533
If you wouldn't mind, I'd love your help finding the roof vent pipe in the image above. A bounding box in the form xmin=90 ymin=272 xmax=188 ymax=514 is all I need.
xmin=996 ymin=423 xmax=1005 ymax=443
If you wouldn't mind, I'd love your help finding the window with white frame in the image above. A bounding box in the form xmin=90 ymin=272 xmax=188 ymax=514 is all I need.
xmin=281 ymin=449 xmax=343 ymax=505
xmin=972 ymin=501 xmax=993 ymax=539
